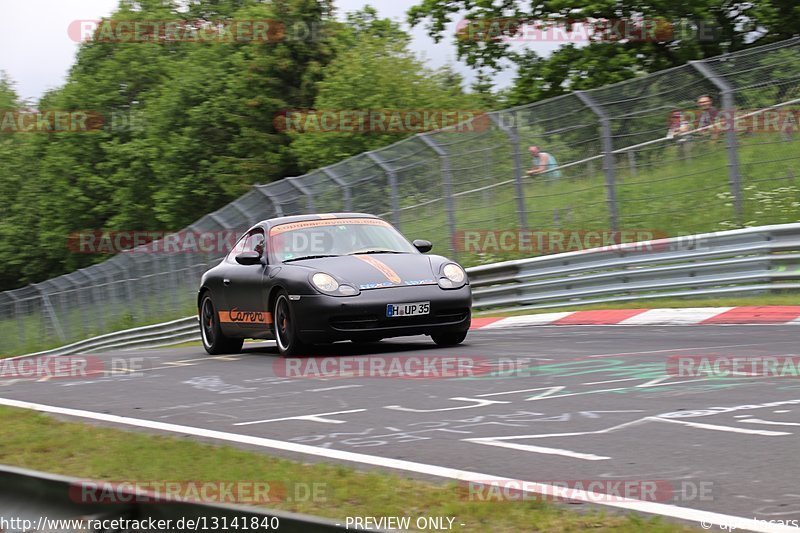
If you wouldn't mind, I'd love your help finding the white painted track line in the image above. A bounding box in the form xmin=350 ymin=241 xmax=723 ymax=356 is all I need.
xmin=619 ymin=307 xmax=735 ymax=326
xmin=0 ymin=397 xmax=793 ymax=533
xmin=482 ymin=313 xmax=571 ymax=328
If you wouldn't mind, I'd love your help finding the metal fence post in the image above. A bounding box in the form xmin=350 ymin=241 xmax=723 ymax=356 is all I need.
xmin=627 ymin=150 xmax=637 ymax=177
xmin=286 ymin=177 xmax=316 ymax=213
xmin=6 ymin=293 xmax=24 ymax=353
xmin=419 ymin=133 xmax=458 ymax=259
xmin=75 ymin=270 xmax=91 ymax=341
xmin=366 ymin=152 xmax=401 ymax=229
xmin=690 ymin=59 xmax=743 ymax=224
xmin=255 ymin=186 xmax=285 ymax=217
xmin=489 ymin=111 xmax=529 ymax=230
xmin=228 ymin=198 xmax=261 ymax=227
xmin=576 ymin=91 xmax=619 ymax=232
xmin=322 ymin=167 xmax=352 ymax=211
xmin=122 ymin=272 xmax=135 ymax=324
xmin=138 ymin=256 xmax=154 ymax=325
xmin=34 ymin=285 xmax=66 ymax=344
xmin=165 ymin=254 xmax=179 ymax=315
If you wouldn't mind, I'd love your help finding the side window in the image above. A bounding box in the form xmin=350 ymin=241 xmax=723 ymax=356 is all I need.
xmin=227 ymin=229 xmax=265 ymax=262
xmin=227 ymin=235 xmax=247 ymax=262
xmin=243 ymin=230 xmax=266 ymax=255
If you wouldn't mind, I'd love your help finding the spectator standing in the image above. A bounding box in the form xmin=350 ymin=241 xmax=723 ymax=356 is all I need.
xmin=667 ymin=109 xmax=692 ymax=159
xmin=526 ymin=146 xmax=562 ymax=180
xmin=696 ymin=95 xmax=720 ymax=140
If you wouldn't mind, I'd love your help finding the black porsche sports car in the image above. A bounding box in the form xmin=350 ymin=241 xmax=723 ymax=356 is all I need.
xmin=197 ymin=213 xmax=472 ymax=355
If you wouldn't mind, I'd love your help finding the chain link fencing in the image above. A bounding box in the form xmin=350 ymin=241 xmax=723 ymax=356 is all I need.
xmin=2 ymin=37 xmax=799 ymax=354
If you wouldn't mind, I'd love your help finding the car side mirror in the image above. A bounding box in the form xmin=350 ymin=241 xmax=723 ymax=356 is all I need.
xmin=413 ymin=239 xmax=433 ymax=253
xmin=236 ymin=251 xmax=262 ymax=266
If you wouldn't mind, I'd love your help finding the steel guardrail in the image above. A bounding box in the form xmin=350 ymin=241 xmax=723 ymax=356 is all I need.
xmin=468 ymin=223 xmax=800 ymax=312
xmin=20 ymin=317 xmax=200 ymax=358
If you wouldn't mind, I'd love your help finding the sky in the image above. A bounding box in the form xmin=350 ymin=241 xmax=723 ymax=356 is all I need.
xmin=0 ymin=0 xmax=544 ymax=103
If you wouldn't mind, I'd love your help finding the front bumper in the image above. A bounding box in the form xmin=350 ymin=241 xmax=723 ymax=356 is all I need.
xmin=292 ymin=284 xmax=472 ymax=343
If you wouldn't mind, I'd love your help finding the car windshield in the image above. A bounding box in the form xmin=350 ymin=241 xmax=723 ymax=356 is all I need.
xmin=268 ymin=218 xmax=417 ymax=263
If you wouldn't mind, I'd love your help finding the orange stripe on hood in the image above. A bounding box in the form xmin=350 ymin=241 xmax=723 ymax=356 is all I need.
xmin=355 ymin=256 xmax=402 ymax=284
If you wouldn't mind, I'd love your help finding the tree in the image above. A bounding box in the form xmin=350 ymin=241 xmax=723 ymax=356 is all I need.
xmin=0 ymin=73 xmax=31 ymax=289
xmin=505 ymin=45 xmax=642 ymax=106
xmin=289 ymin=7 xmax=484 ymax=171
xmin=0 ymin=2 xmax=502 ymax=290
xmin=0 ymin=0 xmax=339 ymax=289
xmin=6 ymin=0 xmax=188 ymax=284
xmin=470 ymin=69 xmax=497 ymax=107
xmin=144 ymin=0 xmax=338 ymax=228
xmin=408 ymin=0 xmax=800 ymax=99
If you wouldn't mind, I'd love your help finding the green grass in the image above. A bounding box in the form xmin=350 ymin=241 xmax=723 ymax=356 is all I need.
xmin=0 ymin=406 xmax=697 ymax=532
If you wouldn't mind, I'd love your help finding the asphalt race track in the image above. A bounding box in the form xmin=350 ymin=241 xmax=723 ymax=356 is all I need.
xmin=3 ymin=325 xmax=800 ymax=531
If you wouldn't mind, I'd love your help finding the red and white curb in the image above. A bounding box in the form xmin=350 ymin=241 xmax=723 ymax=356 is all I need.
xmin=471 ymin=306 xmax=800 ymax=329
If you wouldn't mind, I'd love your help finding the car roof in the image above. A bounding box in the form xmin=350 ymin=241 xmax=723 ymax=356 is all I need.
xmin=258 ymin=213 xmax=381 ymax=229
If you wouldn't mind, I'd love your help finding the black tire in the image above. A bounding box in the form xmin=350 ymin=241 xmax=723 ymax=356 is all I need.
xmin=200 ymin=294 xmax=244 ymax=355
xmin=273 ymin=290 xmax=309 ymax=356
xmin=431 ymin=328 xmax=469 ymax=347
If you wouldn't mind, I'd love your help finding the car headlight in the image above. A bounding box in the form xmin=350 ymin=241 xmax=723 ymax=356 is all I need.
xmin=312 ymin=273 xmax=339 ymax=292
xmin=311 ymin=273 xmax=360 ymax=296
xmin=443 ymin=264 xmax=466 ymax=283
xmin=438 ymin=263 xmax=467 ymax=289
xmin=337 ymin=284 xmax=359 ymax=296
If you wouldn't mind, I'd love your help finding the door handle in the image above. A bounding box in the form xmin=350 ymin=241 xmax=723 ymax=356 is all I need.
xmin=223 ymin=279 xmax=231 ymax=286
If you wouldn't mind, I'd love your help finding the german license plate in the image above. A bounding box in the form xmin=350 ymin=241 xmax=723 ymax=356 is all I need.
xmin=387 ymin=302 xmax=430 ymax=318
